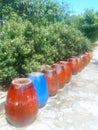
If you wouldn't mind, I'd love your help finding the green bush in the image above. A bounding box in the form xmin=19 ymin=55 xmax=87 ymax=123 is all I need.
xmin=0 ymin=20 xmax=93 ymax=88
xmin=47 ymin=23 xmax=93 ymax=58
xmin=0 ymin=40 xmax=17 ymax=84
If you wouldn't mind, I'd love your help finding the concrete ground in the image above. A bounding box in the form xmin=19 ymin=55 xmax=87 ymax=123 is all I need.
xmin=0 ymin=47 xmax=98 ymax=130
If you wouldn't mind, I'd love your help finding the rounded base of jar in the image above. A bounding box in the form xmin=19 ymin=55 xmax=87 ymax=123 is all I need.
xmin=6 ymin=116 xmax=36 ymax=127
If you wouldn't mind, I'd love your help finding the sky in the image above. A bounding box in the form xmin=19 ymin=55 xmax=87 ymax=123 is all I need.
xmin=56 ymin=0 xmax=98 ymax=15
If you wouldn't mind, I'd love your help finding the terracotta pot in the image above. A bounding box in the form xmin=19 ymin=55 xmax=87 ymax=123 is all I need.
xmin=85 ymin=52 xmax=90 ymax=65
xmin=28 ymin=72 xmax=49 ymax=108
xmin=81 ymin=53 xmax=90 ymax=67
xmin=51 ymin=63 xmax=66 ymax=88
xmin=80 ymin=55 xmax=86 ymax=69
xmin=76 ymin=57 xmax=84 ymax=72
xmin=5 ymin=78 xmax=38 ymax=127
xmin=59 ymin=61 xmax=72 ymax=83
xmin=88 ymin=51 xmax=93 ymax=60
xmin=68 ymin=57 xmax=79 ymax=74
xmin=43 ymin=67 xmax=59 ymax=96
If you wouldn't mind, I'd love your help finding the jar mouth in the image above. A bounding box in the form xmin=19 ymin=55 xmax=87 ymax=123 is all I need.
xmin=12 ymin=78 xmax=32 ymax=86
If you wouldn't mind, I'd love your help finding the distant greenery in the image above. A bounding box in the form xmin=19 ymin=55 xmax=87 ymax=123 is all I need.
xmin=0 ymin=0 xmax=94 ymax=89
xmin=65 ymin=9 xmax=98 ymax=42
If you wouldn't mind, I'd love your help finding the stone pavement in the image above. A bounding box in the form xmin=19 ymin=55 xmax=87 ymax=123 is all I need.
xmin=0 ymin=47 xmax=98 ymax=130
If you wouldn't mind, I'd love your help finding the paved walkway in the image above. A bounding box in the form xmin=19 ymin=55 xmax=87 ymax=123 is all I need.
xmin=0 ymin=47 xmax=98 ymax=130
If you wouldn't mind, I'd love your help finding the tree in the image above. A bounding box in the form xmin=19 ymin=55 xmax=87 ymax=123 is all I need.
xmin=78 ymin=9 xmax=98 ymax=42
xmin=0 ymin=0 xmax=70 ymax=25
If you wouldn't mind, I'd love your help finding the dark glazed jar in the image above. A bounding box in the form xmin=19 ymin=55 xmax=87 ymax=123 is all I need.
xmin=5 ymin=78 xmax=38 ymax=127
xmin=68 ymin=57 xmax=79 ymax=74
xmin=59 ymin=61 xmax=72 ymax=83
xmin=43 ymin=67 xmax=59 ymax=96
xmin=51 ymin=63 xmax=66 ymax=88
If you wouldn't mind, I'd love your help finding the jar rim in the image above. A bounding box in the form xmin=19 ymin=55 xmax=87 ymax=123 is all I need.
xmin=12 ymin=78 xmax=32 ymax=86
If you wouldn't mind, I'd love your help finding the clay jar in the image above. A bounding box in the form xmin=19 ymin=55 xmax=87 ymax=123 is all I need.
xmin=51 ymin=63 xmax=66 ymax=88
xmin=43 ymin=67 xmax=59 ymax=96
xmin=68 ymin=57 xmax=79 ymax=74
xmin=77 ymin=57 xmax=84 ymax=72
xmin=80 ymin=55 xmax=86 ymax=69
xmin=88 ymin=51 xmax=93 ymax=60
xmin=5 ymin=78 xmax=38 ymax=127
xmin=81 ymin=53 xmax=90 ymax=67
xmin=28 ymin=72 xmax=49 ymax=108
xmin=84 ymin=52 xmax=90 ymax=65
xmin=59 ymin=61 xmax=72 ymax=83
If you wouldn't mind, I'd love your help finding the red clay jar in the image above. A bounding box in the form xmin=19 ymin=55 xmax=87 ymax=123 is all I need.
xmin=5 ymin=78 xmax=38 ymax=127
xmin=85 ymin=52 xmax=90 ymax=65
xmin=43 ymin=67 xmax=59 ymax=96
xmin=81 ymin=53 xmax=90 ymax=66
xmin=80 ymin=55 xmax=86 ymax=69
xmin=51 ymin=63 xmax=66 ymax=88
xmin=59 ymin=61 xmax=72 ymax=83
xmin=68 ymin=57 xmax=79 ymax=74
xmin=77 ymin=57 xmax=83 ymax=72
xmin=88 ymin=51 xmax=93 ymax=60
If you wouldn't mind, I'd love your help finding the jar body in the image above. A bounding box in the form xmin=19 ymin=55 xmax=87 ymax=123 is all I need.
xmin=81 ymin=54 xmax=89 ymax=67
xmin=85 ymin=52 xmax=91 ymax=65
xmin=68 ymin=57 xmax=79 ymax=74
xmin=28 ymin=72 xmax=49 ymax=107
xmin=88 ymin=51 xmax=93 ymax=60
xmin=43 ymin=68 xmax=59 ymax=96
xmin=5 ymin=78 xmax=38 ymax=127
xmin=52 ymin=63 xmax=66 ymax=88
xmin=59 ymin=61 xmax=72 ymax=83
xmin=77 ymin=57 xmax=83 ymax=72
xmin=80 ymin=55 xmax=86 ymax=69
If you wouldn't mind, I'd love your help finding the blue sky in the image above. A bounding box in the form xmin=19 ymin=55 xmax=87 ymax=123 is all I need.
xmin=56 ymin=0 xmax=98 ymax=15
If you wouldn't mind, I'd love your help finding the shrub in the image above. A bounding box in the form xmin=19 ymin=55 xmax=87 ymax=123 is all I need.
xmin=0 ymin=20 xmax=93 ymax=88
